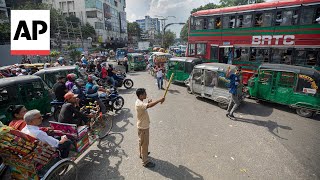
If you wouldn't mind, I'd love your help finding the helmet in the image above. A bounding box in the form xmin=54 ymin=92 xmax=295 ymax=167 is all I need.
xmin=87 ymin=75 xmax=97 ymax=82
xmin=66 ymin=73 xmax=77 ymax=81
xmin=75 ymin=78 xmax=85 ymax=87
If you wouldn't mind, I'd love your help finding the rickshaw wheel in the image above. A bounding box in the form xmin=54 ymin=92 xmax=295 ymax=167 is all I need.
xmin=97 ymin=116 xmax=113 ymax=139
xmin=296 ymin=109 xmax=314 ymax=118
xmin=43 ymin=160 xmax=78 ymax=180
xmin=218 ymin=102 xmax=228 ymax=110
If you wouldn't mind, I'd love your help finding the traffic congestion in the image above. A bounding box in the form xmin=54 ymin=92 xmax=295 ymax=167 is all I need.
xmin=0 ymin=0 xmax=320 ymax=179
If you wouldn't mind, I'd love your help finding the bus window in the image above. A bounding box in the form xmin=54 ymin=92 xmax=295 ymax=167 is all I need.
xmin=242 ymin=14 xmax=252 ymax=28
xmin=292 ymin=10 xmax=299 ymax=25
xmin=203 ymin=18 xmax=208 ymax=29
xmin=315 ymin=7 xmax=320 ymax=24
xmin=282 ymin=50 xmax=293 ymax=65
xmin=300 ymin=7 xmax=314 ymax=25
xmin=196 ymin=44 xmax=206 ymax=55
xmin=236 ymin=15 xmax=243 ymax=28
xmin=188 ymin=44 xmax=195 ymax=56
xmin=254 ymin=13 xmax=263 ymax=27
xmin=294 ymin=49 xmax=319 ymax=66
xmin=235 ymin=47 xmax=250 ymax=61
xmin=190 ymin=17 xmax=195 ymax=30
xmin=250 ymin=48 xmax=269 ymax=62
xmin=262 ymin=12 xmax=273 ymax=27
xmin=271 ymin=49 xmax=292 ymax=64
xmin=294 ymin=50 xmax=307 ymax=66
xmin=271 ymin=49 xmax=282 ymax=63
xmin=208 ymin=17 xmax=215 ymax=29
xmin=215 ymin=17 xmax=221 ymax=29
xmin=222 ymin=16 xmax=230 ymax=29
xmin=275 ymin=11 xmax=282 ymax=26
xmin=281 ymin=11 xmax=293 ymax=26
xmin=195 ymin=18 xmax=203 ymax=30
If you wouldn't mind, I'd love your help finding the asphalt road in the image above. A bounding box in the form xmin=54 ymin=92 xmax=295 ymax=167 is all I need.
xmin=69 ymin=63 xmax=320 ymax=180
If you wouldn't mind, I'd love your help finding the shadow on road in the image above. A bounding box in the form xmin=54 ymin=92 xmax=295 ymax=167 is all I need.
xmin=110 ymin=108 xmax=134 ymax=133
xmin=77 ymin=133 xmax=126 ymax=179
xmin=237 ymin=100 xmax=273 ymax=117
xmin=234 ymin=117 xmax=292 ymax=140
xmin=149 ymin=158 xmax=204 ymax=180
xmin=118 ymin=87 xmax=137 ymax=94
xmin=168 ymin=89 xmax=181 ymax=95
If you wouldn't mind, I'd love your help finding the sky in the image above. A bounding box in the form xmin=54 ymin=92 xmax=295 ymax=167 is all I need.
xmin=126 ymin=0 xmax=220 ymax=37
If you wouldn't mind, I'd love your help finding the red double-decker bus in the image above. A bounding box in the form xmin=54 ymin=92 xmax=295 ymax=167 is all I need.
xmin=187 ymin=0 xmax=320 ymax=84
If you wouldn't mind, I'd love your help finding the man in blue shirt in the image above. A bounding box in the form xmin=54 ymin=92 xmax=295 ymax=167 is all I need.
xmin=85 ymin=76 xmax=107 ymax=115
xmin=226 ymin=67 xmax=241 ymax=119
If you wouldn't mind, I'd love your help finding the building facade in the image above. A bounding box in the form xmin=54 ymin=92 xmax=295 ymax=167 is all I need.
xmin=0 ymin=0 xmax=8 ymax=23
xmin=43 ymin=0 xmax=128 ymax=48
xmin=136 ymin=16 xmax=160 ymax=40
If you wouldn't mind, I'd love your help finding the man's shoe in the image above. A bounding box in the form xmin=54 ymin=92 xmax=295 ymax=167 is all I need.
xmin=143 ymin=162 xmax=155 ymax=168
xmin=226 ymin=113 xmax=230 ymax=118
xmin=140 ymin=152 xmax=150 ymax=159
xmin=229 ymin=114 xmax=235 ymax=119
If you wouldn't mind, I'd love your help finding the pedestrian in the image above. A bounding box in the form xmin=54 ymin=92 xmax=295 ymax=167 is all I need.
xmin=156 ymin=66 xmax=164 ymax=90
xmin=123 ymin=55 xmax=129 ymax=73
xmin=226 ymin=67 xmax=242 ymax=119
xmin=135 ymin=88 xmax=165 ymax=168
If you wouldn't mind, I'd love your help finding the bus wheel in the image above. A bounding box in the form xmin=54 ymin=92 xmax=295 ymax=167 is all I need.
xmin=218 ymin=102 xmax=228 ymax=110
xmin=296 ymin=108 xmax=314 ymax=118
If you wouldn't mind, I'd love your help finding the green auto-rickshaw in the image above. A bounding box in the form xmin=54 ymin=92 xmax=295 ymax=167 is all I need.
xmin=34 ymin=66 xmax=84 ymax=89
xmin=166 ymin=57 xmax=202 ymax=83
xmin=127 ymin=53 xmax=146 ymax=71
xmin=0 ymin=75 xmax=51 ymax=124
xmin=247 ymin=64 xmax=320 ymax=118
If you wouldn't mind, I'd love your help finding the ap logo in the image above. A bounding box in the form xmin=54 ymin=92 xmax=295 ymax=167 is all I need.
xmin=11 ymin=10 xmax=50 ymax=55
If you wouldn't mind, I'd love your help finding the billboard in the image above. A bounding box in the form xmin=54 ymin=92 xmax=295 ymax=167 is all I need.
xmin=119 ymin=12 xmax=127 ymax=34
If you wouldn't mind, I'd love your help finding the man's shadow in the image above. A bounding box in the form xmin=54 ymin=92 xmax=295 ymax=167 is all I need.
xmin=234 ymin=118 xmax=292 ymax=140
xmin=149 ymin=157 xmax=203 ymax=180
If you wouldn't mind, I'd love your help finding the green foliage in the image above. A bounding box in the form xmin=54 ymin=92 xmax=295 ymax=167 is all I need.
xmin=66 ymin=15 xmax=81 ymax=23
xmin=12 ymin=2 xmax=50 ymax=10
xmin=191 ymin=3 xmax=221 ymax=14
xmin=158 ymin=30 xmax=176 ymax=49
xmin=127 ymin=22 xmax=142 ymax=39
xmin=50 ymin=50 xmax=61 ymax=57
xmin=180 ymin=20 xmax=189 ymax=42
xmin=81 ymin=23 xmax=96 ymax=39
xmin=220 ymin=0 xmax=265 ymax=7
xmin=67 ymin=45 xmax=82 ymax=61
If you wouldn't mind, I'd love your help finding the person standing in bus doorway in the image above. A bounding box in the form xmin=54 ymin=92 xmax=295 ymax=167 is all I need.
xmin=226 ymin=67 xmax=241 ymax=119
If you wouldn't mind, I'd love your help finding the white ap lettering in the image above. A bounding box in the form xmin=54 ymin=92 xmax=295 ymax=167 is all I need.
xmin=252 ymin=35 xmax=295 ymax=45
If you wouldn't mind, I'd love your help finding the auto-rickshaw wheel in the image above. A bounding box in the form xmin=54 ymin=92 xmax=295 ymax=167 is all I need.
xmin=218 ymin=102 xmax=228 ymax=109
xmin=296 ymin=108 xmax=314 ymax=118
xmin=187 ymin=87 xmax=192 ymax=94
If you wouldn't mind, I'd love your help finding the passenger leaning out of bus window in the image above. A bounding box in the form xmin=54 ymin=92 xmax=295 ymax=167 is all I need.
xmin=7 ymin=105 xmax=28 ymax=130
xmin=237 ymin=49 xmax=249 ymax=61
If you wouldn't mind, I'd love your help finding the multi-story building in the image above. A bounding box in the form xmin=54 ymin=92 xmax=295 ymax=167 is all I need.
xmin=136 ymin=16 xmax=160 ymax=40
xmin=43 ymin=0 xmax=128 ymax=49
xmin=0 ymin=0 xmax=8 ymax=23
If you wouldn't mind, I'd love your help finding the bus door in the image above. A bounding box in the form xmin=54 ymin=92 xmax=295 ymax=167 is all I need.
xmin=219 ymin=46 xmax=232 ymax=64
xmin=210 ymin=45 xmax=219 ymax=62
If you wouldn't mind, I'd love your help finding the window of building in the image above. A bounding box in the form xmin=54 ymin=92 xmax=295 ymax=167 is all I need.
xmin=95 ymin=22 xmax=104 ymax=29
xmin=242 ymin=14 xmax=252 ymax=28
xmin=208 ymin=17 xmax=215 ymax=29
xmin=196 ymin=43 xmax=206 ymax=55
xmin=262 ymin=12 xmax=273 ymax=27
xmin=188 ymin=44 xmax=195 ymax=56
xmin=195 ymin=18 xmax=204 ymax=30
xmin=87 ymin=11 xmax=97 ymax=18
xmin=215 ymin=17 xmax=221 ymax=29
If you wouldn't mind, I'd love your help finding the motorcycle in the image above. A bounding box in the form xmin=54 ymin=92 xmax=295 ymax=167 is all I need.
xmin=50 ymin=100 xmax=65 ymax=121
xmin=99 ymin=88 xmax=124 ymax=112
xmin=98 ymin=72 xmax=134 ymax=89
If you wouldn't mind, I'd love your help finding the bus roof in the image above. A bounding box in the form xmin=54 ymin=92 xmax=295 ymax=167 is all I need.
xmin=260 ymin=64 xmax=320 ymax=79
xmin=169 ymin=57 xmax=201 ymax=63
xmin=0 ymin=75 xmax=42 ymax=87
xmin=194 ymin=63 xmax=237 ymax=71
xmin=192 ymin=0 xmax=320 ymax=17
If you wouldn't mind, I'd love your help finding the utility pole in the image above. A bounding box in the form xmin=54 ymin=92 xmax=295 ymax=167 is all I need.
xmin=155 ymin=15 xmax=176 ymax=48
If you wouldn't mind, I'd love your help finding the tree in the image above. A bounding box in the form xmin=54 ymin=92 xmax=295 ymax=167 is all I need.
xmin=156 ymin=30 xmax=176 ymax=49
xmin=220 ymin=0 xmax=265 ymax=7
xmin=67 ymin=44 xmax=81 ymax=61
xmin=127 ymin=22 xmax=142 ymax=39
xmin=180 ymin=20 xmax=189 ymax=42
xmin=81 ymin=23 xmax=96 ymax=39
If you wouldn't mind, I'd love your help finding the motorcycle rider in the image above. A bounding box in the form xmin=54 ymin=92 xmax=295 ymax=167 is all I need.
xmin=65 ymin=73 xmax=77 ymax=91
xmin=71 ymin=79 xmax=86 ymax=106
xmin=53 ymin=76 xmax=68 ymax=102
xmin=85 ymin=75 xmax=107 ymax=117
